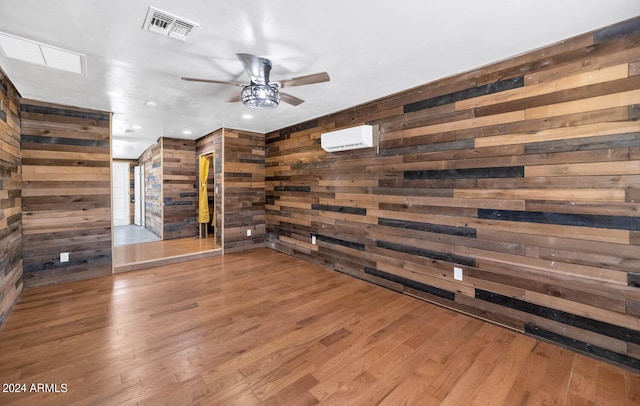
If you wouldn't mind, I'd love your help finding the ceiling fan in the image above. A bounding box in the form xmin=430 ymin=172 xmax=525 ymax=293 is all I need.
xmin=181 ymin=53 xmax=330 ymax=109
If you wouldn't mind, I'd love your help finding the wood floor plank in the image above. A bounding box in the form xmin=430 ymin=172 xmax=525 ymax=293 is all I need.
xmin=0 ymin=248 xmax=637 ymax=405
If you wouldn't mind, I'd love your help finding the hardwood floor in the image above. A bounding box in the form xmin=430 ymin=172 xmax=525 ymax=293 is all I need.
xmin=1 ymin=248 xmax=638 ymax=405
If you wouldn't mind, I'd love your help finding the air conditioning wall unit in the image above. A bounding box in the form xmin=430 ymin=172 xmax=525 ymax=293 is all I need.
xmin=321 ymin=125 xmax=377 ymax=152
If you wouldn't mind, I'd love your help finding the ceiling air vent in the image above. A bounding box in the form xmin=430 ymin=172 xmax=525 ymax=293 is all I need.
xmin=142 ymin=6 xmax=199 ymax=41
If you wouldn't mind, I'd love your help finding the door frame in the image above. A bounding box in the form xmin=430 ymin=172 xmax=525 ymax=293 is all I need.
xmin=134 ymin=165 xmax=145 ymax=226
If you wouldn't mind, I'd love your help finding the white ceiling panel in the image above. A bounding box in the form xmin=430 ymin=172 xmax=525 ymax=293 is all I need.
xmin=40 ymin=45 xmax=85 ymax=74
xmin=0 ymin=32 xmax=45 ymax=65
xmin=0 ymin=0 xmax=638 ymax=159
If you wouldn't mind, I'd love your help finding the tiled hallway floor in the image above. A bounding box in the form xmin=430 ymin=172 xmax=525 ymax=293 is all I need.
xmin=114 ymin=225 xmax=160 ymax=246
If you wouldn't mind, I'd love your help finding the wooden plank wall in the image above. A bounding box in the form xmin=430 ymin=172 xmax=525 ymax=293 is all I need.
xmin=265 ymin=17 xmax=640 ymax=370
xmin=162 ymin=138 xmax=197 ymax=239
xmin=196 ymin=129 xmax=223 ymax=248
xmin=139 ymin=141 xmax=162 ymax=238
xmin=223 ymin=129 xmax=265 ymax=253
xmin=0 ymin=69 xmax=22 ymax=323
xmin=21 ymin=99 xmax=112 ymax=287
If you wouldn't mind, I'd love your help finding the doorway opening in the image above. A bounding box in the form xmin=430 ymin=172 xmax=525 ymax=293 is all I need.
xmin=198 ymin=152 xmax=215 ymax=239
xmin=111 ymin=151 xmax=220 ymax=275
xmin=112 ymin=160 xmax=159 ymax=246
xmin=112 ymin=161 xmax=130 ymax=227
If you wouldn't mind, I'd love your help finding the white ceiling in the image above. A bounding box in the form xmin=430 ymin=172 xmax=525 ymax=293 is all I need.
xmin=0 ymin=1 xmax=638 ymax=159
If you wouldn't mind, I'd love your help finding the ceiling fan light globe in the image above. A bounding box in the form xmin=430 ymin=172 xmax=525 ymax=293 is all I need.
xmin=241 ymin=84 xmax=279 ymax=109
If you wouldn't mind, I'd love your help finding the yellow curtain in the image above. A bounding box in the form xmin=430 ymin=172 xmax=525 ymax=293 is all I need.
xmin=198 ymin=155 xmax=211 ymax=224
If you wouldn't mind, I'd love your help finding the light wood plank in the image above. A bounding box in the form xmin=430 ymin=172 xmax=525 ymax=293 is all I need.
xmin=526 ymin=160 xmax=640 ymax=177
xmin=525 ymin=89 xmax=640 ymax=120
xmin=475 ymin=121 xmax=640 ymax=148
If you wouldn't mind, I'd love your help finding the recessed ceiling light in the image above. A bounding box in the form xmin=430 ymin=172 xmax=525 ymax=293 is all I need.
xmin=182 ymin=130 xmax=192 ymax=135
xmin=144 ymin=100 xmax=157 ymax=107
xmin=242 ymin=114 xmax=253 ymax=119
xmin=108 ymin=91 xmax=124 ymax=97
xmin=132 ymin=125 xmax=142 ymax=130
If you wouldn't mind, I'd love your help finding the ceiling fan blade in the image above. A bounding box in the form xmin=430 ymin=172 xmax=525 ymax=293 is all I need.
xmin=279 ymin=92 xmax=305 ymax=106
xmin=236 ymin=53 xmax=272 ymax=85
xmin=227 ymin=93 xmax=242 ymax=103
xmin=181 ymin=77 xmax=245 ymax=87
xmin=278 ymin=72 xmax=330 ymax=88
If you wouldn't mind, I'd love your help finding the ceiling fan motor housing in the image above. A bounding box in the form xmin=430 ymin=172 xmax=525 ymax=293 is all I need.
xmin=241 ymin=84 xmax=280 ymax=108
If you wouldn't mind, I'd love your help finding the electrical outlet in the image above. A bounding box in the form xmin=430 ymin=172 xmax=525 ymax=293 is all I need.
xmin=60 ymin=252 xmax=69 ymax=263
xmin=454 ymin=266 xmax=463 ymax=281
xmin=247 ymin=229 xmax=251 ymax=237
xmin=312 ymin=235 xmax=316 ymax=245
